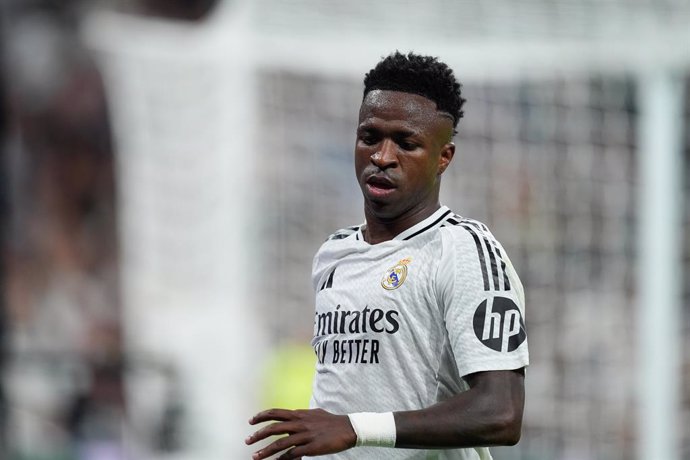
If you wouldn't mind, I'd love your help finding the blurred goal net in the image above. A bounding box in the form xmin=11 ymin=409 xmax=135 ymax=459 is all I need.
xmin=85 ymin=0 xmax=690 ymax=459
xmin=249 ymin=2 xmax=690 ymax=460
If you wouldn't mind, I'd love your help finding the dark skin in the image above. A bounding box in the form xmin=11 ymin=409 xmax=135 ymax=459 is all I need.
xmin=246 ymin=90 xmax=526 ymax=459
xmin=355 ymin=90 xmax=455 ymax=244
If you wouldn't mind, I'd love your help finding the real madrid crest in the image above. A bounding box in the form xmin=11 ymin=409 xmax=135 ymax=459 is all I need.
xmin=381 ymin=257 xmax=412 ymax=290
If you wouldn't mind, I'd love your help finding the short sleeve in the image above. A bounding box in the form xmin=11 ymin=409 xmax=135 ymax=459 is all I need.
xmin=436 ymin=223 xmax=529 ymax=378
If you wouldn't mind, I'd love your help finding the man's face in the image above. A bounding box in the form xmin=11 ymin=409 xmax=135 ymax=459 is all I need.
xmin=355 ymin=90 xmax=455 ymax=221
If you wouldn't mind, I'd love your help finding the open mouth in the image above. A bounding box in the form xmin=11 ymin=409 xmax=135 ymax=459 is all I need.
xmin=366 ymin=175 xmax=396 ymax=197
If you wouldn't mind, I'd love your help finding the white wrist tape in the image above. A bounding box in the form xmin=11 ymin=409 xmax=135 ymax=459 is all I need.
xmin=347 ymin=412 xmax=396 ymax=448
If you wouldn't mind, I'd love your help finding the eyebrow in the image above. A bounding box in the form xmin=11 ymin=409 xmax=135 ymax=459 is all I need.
xmin=357 ymin=123 xmax=421 ymax=138
xmin=438 ymin=111 xmax=455 ymax=123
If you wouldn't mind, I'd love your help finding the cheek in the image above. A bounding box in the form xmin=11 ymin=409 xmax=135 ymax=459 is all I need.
xmin=354 ymin=149 xmax=370 ymax=172
xmin=405 ymin=157 xmax=437 ymax=182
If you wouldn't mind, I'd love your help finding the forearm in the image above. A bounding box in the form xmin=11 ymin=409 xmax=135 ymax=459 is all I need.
xmin=394 ymin=390 xmax=520 ymax=448
xmin=246 ymin=370 xmax=525 ymax=459
xmin=393 ymin=369 xmax=524 ymax=449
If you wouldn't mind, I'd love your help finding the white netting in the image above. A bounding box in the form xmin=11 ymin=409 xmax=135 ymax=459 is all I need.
xmin=256 ymin=68 xmax=656 ymax=460
xmin=84 ymin=1 xmax=690 ymax=459
xmin=250 ymin=0 xmax=690 ymax=42
xmin=250 ymin=6 xmax=690 ymax=456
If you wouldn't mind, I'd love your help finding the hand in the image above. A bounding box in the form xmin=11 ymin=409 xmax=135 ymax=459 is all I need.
xmin=246 ymin=408 xmax=357 ymax=459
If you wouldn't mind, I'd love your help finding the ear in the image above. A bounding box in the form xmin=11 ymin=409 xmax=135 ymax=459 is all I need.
xmin=437 ymin=142 xmax=455 ymax=176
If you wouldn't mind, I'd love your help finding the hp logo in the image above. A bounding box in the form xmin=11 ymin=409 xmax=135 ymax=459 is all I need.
xmin=473 ymin=297 xmax=526 ymax=352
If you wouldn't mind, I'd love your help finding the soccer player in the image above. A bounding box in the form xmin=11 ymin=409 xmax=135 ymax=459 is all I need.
xmin=247 ymin=52 xmax=529 ymax=459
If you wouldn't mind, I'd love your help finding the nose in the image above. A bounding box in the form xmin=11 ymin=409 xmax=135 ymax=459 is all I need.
xmin=371 ymin=139 xmax=398 ymax=169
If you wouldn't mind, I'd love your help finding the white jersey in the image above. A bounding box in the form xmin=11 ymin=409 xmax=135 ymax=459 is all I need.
xmin=308 ymin=206 xmax=529 ymax=460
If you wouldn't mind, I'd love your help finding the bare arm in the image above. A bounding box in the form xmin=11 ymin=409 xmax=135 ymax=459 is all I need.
xmin=395 ymin=368 xmax=525 ymax=448
xmin=246 ymin=368 xmax=525 ymax=459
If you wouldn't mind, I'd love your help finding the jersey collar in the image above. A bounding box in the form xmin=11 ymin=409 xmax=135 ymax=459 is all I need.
xmin=357 ymin=205 xmax=452 ymax=243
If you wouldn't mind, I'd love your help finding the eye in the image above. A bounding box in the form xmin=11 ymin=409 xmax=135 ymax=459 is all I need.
xmin=358 ymin=131 xmax=379 ymax=146
xmin=398 ymin=140 xmax=417 ymax=151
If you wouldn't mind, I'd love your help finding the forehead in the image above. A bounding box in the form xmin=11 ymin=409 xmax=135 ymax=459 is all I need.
xmin=358 ymin=90 xmax=444 ymax=129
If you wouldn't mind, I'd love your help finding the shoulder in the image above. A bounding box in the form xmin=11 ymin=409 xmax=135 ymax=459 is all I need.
xmin=325 ymin=225 xmax=361 ymax=242
xmin=439 ymin=214 xmax=500 ymax=250
xmin=439 ymin=213 xmax=490 ymax=233
xmin=312 ymin=224 xmax=361 ymax=289
xmin=439 ymin=214 xmax=521 ymax=297
xmin=313 ymin=224 xmax=361 ymax=267
xmin=437 ymin=214 xmax=513 ymax=285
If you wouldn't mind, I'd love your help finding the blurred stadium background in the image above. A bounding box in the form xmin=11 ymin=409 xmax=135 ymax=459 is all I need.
xmin=0 ymin=0 xmax=688 ymax=459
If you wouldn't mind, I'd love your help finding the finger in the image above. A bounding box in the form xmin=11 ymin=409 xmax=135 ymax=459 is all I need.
xmin=252 ymin=433 xmax=309 ymax=460
xmin=245 ymin=421 xmax=300 ymax=445
xmin=249 ymin=409 xmax=295 ymax=425
xmin=277 ymin=445 xmax=307 ymax=460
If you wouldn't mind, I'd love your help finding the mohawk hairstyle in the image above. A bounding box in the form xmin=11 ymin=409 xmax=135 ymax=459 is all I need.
xmin=363 ymin=51 xmax=466 ymax=129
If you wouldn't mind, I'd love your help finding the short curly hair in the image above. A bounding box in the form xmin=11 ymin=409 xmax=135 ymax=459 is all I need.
xmin=363 ymin=51 xmax=466 ymax=129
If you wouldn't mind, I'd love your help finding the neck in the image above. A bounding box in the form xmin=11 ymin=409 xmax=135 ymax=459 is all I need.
xmin=363 ymin=202 xmax=441 ymax=244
